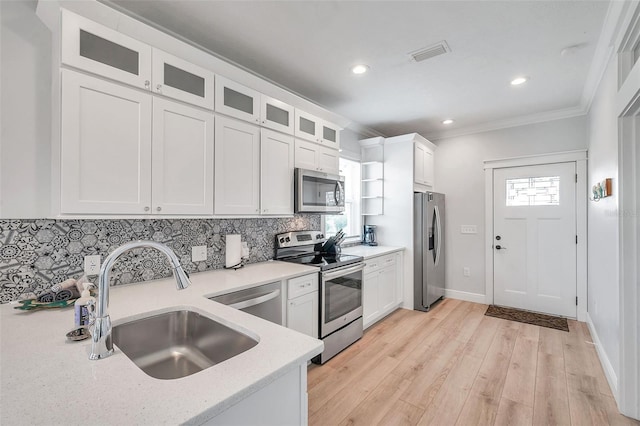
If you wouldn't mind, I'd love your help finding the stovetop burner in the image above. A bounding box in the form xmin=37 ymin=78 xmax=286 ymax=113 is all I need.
xmin=279 ymin=253 xmax=363 ymax=271
xmin=274 ymin=230 xmax=363 ymax=271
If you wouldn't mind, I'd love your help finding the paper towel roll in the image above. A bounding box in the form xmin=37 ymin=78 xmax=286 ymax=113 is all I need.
xmin=225 ymin=234 xmax=242 ymax=268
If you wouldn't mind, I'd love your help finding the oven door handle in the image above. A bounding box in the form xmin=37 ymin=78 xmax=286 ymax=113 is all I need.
xmin=229 ymin=289 xmax=281 ymax=310
xmin=322 ymin=263 xmax=365 ymax=280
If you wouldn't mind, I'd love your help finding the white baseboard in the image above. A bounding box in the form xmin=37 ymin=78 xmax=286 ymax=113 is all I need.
xmin=586 ymin=312 xmax=619 ymax=399
xmin=444 ymin=289 xmax=487 ymax=304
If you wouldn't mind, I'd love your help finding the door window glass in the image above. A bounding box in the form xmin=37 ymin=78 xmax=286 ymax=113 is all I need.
xmin=325 ymin=272 xmax=362 ymax=323
xmin=325 ymin=158 xmax=361 ymax=237
xmin=506 ymin=176 xmax=560 ymax=206
xmin=299 ymin=117 xmax=315 ymax=135
xmin=323 ymin=126 xmax=337 ymax=142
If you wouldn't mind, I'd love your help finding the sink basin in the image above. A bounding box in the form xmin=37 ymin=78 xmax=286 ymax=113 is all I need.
xmin=112 ymin=309 xmax=258 ymax=380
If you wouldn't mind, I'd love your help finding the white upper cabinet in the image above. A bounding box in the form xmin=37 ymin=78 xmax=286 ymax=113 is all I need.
xmin=260 ymin=95 xmax=294 ymax=135
xmin=294 ymin=110 xmax=341 ymax=149
xmin=152 ymin=98 xmax=214 ymax=215
xmin=61 ymin=10 xmax=152 ymax=90
xmin=261 ymin=129 xmax=294 ymax=215
xmin=294 ymin=109 xmax=321 ymax=143
xmin=214 ymin=116 xmax=260 ymax=215
xmin=414 ymin=142 xmax=434 ymax=188
xmin=152 ymin=49 xmax=215 ymax=110
xmin=294 ymin=140 xmax=339 ymax=175
xmin=61 ymin=69 xmax=152 ymax=214
xmin=215 ymin=76 xmax=261 ymax=124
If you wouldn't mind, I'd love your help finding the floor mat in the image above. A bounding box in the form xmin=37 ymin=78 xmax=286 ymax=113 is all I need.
xmin=485 ymin=305 xmax=569 ymax=332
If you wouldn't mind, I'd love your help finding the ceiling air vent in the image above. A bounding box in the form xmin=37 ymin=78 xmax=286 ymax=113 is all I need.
xmin=409 ymin=40 xmax=451 ymax=63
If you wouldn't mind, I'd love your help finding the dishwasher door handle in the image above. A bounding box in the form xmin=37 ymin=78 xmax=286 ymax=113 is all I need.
xmin=229 ymin=289 xmax=281 ymax=310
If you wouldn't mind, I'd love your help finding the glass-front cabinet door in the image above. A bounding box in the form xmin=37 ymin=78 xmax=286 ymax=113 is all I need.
xmin=152 ymin=49 xmax=214 ymax=110
xmin=215 ymin=76 xmax=260 ymax=124
xmin=61 ymin=10 xmax=152 ymax=90
xmin=320 ymin=121 xmax=340 ymax=149
xmin=294 ymin=110 xmax=321 ymax=143
xmin=260 ymin=95 xmax=294 ymax=135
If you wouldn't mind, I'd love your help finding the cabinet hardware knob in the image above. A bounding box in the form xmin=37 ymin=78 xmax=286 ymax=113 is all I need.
xmin=156 ymin=206 xmax=162 ymax=212
xmin=156 ymin=84 xmax=162 ymax=92
xmin=144 ymin=206 xmax=150 ymax=212
xmin=144 ymin=80 xmax=150 ymax=89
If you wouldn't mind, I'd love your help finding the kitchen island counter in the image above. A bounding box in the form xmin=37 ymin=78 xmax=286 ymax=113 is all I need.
xmin=0 ymin=261 xmax=322 ymax=425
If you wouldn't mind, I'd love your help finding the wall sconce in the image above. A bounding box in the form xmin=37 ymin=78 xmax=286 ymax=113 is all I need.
xmin=591 ymin=178 xmax=612 ymax=202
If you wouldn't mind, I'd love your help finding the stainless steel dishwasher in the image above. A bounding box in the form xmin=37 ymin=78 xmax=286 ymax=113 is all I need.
xmin=210 ymin=281 xmax=283 ymax=325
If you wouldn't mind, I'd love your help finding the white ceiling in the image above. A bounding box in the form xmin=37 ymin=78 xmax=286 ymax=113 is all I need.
xmin=109 ymin=0 xmax=609 ymax=139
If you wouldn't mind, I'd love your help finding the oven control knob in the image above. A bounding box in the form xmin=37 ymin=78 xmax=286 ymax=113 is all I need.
xmin=285 ymin=237 xmax=291 ymax=242
xmin=279 ymin=238 xmax=285 ymax=244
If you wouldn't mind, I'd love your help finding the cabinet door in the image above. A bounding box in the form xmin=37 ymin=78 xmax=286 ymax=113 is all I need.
xmin=152 ymin=49 xmax=214 ymax=110
xmin=261 ymin=129 xmax=294 ymax=215
xmin=61 ymin=70 xmax=152 ymax=214
xmin=61 ymin=10 xmax=152 ymax=90
xmin=379 ymin=265 xmax=397 ymax=313
xmin=318 ymin=146 xmax=340 ymax=175
xmin=261 ymin=95 xmax=294 ymax=135
xmin=294 ymin=110 xmax=321 ymax=143
xmin=294 ymin=139 xmax=319 ymax=171
xmin=395 ymin=252 xmax=404 ymax=305
xmin=363 ymin=271 xmax=380 ymax=327
xmin=320 ymin=121 xmax=340 ymax=149
xmin=424 ymin=147 xmax=434 ymax=187
xmin=152 ymin=98 xmax=214 ymax=215
xmin=215 ymin=76 xmax=260 ymax=124
xmin=287 ymin=291 xmax=319 ymax=339
xmin=414 ymin=143 xmax=426 ymax=185
xmin=214 ymin=116 xmax=260 ymax=214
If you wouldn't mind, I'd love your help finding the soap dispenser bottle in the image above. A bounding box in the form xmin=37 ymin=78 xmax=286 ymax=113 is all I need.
xmin=74 ymin=283 xmax=95 ymax=327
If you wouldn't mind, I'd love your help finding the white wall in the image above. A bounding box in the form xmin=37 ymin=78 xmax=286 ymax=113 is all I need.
xmin=0 ymin=0 xmax=52 ymax=218
xmin=339 ymin=128 xmax=362 ymax=161
xmin=433 ymin=116 xmax=588 ymax=296
xmin=587 ymin=56 xmax=620 ymax=380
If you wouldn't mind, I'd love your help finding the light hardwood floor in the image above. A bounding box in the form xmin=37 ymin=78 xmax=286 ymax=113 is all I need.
xmin=308 ymin=299 xmax=639 ymax=426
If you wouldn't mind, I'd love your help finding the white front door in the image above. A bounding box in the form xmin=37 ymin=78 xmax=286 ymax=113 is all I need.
xmin=493 ymin=162 xmax=577 ymax=317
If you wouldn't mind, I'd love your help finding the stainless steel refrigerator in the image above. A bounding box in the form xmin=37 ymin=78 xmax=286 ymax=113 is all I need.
xmin=414 ymin=192 xmax=445 ymax=311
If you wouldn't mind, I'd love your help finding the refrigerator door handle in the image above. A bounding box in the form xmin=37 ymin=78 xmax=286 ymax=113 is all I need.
xmin=434 ymin=205 xmax=442 ymax=267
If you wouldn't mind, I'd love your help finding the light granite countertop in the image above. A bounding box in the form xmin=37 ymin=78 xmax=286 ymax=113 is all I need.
xmin=341 ymin=244 xmax=405 ymax=259
xmin=0 ymin=261 xmax=323 ymax=425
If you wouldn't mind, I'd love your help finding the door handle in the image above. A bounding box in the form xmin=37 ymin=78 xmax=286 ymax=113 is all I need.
xmin=495 ymin=245 xmax=507 ymax=250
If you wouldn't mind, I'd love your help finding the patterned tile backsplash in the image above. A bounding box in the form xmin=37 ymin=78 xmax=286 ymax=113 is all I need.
xmin=0 ymin=216 xmax=320 ymax=303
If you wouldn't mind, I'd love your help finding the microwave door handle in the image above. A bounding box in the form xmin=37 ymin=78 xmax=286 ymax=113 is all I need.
xmin=334 ymin=181 xmax=344 ymax=205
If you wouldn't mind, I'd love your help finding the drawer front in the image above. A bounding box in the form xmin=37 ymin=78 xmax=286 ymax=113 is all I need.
xmin=287 ymin=273 xmax=318 ymax=299
xmin=365 ymin=253 xmax=396 ymax=273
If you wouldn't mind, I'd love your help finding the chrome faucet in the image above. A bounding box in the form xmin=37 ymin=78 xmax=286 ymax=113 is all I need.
xmin=89 ymin=241 xmax=192 ymax=360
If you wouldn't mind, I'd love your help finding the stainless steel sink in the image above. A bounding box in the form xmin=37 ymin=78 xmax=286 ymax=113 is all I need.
xmin=112 ymin=309 xmax=258 ymax=380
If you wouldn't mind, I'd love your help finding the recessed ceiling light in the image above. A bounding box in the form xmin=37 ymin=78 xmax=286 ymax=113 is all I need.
xmin=510 ymin=76 xmax=528 ymax=86
xmin=351 ymin=64 xmax=369 ymax=75
xmin=442 ymin=119 xmax=454 ymax=125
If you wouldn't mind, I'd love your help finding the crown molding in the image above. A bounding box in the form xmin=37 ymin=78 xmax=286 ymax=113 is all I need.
xmin=425 ymin=104 xmax=588 ymax=141
xmin=346 ymin=121 xmax=387 ymax=139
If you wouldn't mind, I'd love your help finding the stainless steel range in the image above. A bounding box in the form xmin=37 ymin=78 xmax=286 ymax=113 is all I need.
xmin=275 ymin=230 xmax=365 ymax=364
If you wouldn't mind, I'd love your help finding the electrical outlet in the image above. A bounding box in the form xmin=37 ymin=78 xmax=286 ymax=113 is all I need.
xmin=463 ymin=267 xmax=471 ymax=277
xmin=192 ymin=246 xmax=207 ymax=262
xmin=461 ymin=225 xmax=477 ymax=234
xmin=84 ymin=255 xmax=101 ymax=276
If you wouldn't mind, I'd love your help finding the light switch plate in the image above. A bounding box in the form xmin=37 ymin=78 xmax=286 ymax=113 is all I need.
xmin=84 ymin=255 xmax=101 ymax=276
xmin=460 ymin=225 xmax=477 ymax=234
xmin=192 ymin=246 xmax=207 ymax=262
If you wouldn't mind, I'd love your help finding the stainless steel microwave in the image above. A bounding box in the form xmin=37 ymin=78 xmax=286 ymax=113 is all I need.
xmin=294 ymin=168 xmax=345 ymax=214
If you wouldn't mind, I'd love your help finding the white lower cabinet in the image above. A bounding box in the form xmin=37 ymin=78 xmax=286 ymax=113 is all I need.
xmin=363 ymin=253 xmax=399 ymax=329
xmin=286 ymin=274 xmax=319 ymax=339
